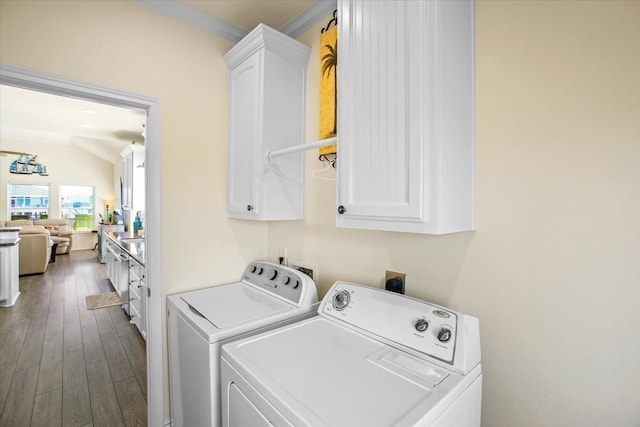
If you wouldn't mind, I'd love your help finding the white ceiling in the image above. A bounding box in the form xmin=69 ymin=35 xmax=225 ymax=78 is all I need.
xmin=0 ymin=85 xmax=147 ymax=164
xmin=0 ymin=0 xmax=317 ymax=164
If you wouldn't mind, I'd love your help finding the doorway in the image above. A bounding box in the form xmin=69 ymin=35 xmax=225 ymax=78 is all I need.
xmin=0 ymin=64 xmax=163 ymax=426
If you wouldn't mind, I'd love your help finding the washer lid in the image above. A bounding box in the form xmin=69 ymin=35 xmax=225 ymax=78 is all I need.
xmin=180 ymin=282 xmax=295 ymax=330
xmin=224 ymin=317 xmax=468 ymax=427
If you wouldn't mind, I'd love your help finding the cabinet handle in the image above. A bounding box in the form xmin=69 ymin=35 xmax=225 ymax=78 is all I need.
xmin=337 ymin=205 xmax=346 ymax=215
xmin=247 ymin=204 xmax=253 ymax=211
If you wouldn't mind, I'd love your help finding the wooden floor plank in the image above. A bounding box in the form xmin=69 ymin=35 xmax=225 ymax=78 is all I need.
xmin=45 ymin=305 xmax=64 ymax=337
xmin=32 ymin=387 xmax=62 ymax=427
xmin=82 ymin=320 xmax=107 ymax=365
xmin=0 ymin=365 xmax=38 ymax=427
xmin=0 ymin=361 xmax=17 ymax=416
xmin=114 ymin=377 xmax=147 ymax=427
xmin=0 ymin=316 xmax=29 ymax=365
xmin=87 ymin=360 xmax=125 ymax=427
xmin=36 ymin=332 xmax=63 ymax=395
xmin=99 ymin=328 xmax=134 ymax=382
xmin=63 ymin=320 xmax=83 ymax=354
xmin=94 ymin=308 xmax=115 ymax=333
xmin=108 ymin=306 xmax=132 ymax=335
xmin=15 ymin=322 xmax=46 ymax=371
xmin=119 ymin=327 xmax=148 ymax=401
xmin=62 ymin=349 xmax=92 ymax=427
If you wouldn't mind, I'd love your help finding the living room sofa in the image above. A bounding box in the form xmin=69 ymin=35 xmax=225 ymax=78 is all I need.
xmin=3 ymin=219 xmax=74 ymax=254
xmin=0 ymin=223 xmax=52 ymax=275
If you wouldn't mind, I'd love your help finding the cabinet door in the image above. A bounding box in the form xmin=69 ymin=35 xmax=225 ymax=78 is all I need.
xmin=122 ymin=153 xmax=132 ymax=209
xmin=337 ymin=0 xmax=475 ymax=234
xmin=227 ymin=53 xmax=262 ymax=218
xmin=337 ymin=0 xmax=425 ymax=224
xmin=131 ymin=150 xmax=145 ymax=213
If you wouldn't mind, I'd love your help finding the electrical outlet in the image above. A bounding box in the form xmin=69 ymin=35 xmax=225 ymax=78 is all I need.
xmin=278 ymin=247 xmax=288 ymax=265
xmin=385 ymin=270 xmax=406 ymax=294
xmin=288 ymin=258 xmax=318 ymax=282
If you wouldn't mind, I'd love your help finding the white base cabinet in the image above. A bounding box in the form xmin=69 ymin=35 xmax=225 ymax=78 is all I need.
xmin=336 ymin=0 xmax=475 ymax=234
xmin=128 ymin=257 xmax=147 ymax=340
xmin=225 ymin=24 xmax=310 ymax=220
xmin=0 ymin=241 xmax=20 ymax=307
xmin=106 ymin=238 xmax=129 ymax=301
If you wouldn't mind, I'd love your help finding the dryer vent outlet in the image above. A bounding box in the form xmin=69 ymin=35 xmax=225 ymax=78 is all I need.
xmin=385 ymin=270 xmax=406 ymax=294
xmin=288 ymin=258 xmax=317 ymax=282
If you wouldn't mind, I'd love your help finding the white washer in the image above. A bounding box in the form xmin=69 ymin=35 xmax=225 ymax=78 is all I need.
xmin=167 ymin=261 xmax=319 ymax=427
xmin=221 ymin=281 xmax=482 ymax=427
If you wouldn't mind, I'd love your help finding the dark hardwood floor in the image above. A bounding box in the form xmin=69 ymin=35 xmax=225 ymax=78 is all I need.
xmin=0 ymin=250 xmax=147 ymax=427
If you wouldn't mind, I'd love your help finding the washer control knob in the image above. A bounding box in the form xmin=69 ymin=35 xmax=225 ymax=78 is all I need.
xmin=292 ymin=279 xmax=300 ymax=289
xmin=414 ymin=318 xmax=429 ymax=332
xmin=332 ymin=290 xmax=350 ymax=311
xmin=250 ymin=265 xmax=257 ymax=273
xmin=437 ymin=328 xmax=452 ymax=343
xmin=256 ymin=266 xmax=264 ymax=275
xmin=268 ymin=269 xmax=278 ymax=280
xmin=281 ymin=275 xmax=291 ymax=285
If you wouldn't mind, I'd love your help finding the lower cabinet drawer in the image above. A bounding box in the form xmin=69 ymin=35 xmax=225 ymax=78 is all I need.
xmin=129 ymin=302 xmax=142 ymax=332
xmin=129 ymin=290 xmax=142 ymax=314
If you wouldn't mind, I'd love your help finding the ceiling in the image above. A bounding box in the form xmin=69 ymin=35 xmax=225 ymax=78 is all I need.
xmin=182 ymin=0 xmax=314 ymax=32
xmin=0 ymin=0 xmax=316 ymax=165
xmin=0 ymin=85 xmax=147 ymax=164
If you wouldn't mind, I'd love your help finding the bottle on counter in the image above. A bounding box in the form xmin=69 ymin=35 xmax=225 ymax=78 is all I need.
xmin=134 ymin=211 xmax=142 ymax=235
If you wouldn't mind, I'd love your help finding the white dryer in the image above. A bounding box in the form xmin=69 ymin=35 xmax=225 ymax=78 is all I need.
xmin=167 ymin=261 xmax=319 ymax=427
xmin=221 ymin=281 xmax=482 ymax=427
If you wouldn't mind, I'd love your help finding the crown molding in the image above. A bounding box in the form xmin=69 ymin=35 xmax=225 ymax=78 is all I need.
xmin=280 ymin=0 xmax=337 ymax=38
xmin=135 ymin=0 xmax=337 ymax=43
xmin=134 ymin=0 xmax=248 ymax=42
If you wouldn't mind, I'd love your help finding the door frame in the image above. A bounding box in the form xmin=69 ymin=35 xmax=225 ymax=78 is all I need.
xmin=0 ymin=63 xmax=164 ymax=426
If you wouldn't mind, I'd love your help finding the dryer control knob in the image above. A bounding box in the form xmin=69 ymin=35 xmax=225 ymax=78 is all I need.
xmin=256 ymin=266 xmax=264 ymax=275
xmin=292 ymin=279 xmax=300 ymax=289
xmin=281 ymin=275 xmax=291 ymax=285
xmin=332 ymin=290 xmax=350 ymax=311
xmin=268 ymin=269 xmax=278 ymax=280
xmin=414 ymin=318 xmax=429 ymax=332
xmin=437 ymin=328 xmax=452 ymax=343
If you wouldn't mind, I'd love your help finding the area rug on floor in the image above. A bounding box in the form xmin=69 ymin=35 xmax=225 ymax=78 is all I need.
xmin=85 ymin=292 xmax=122 ymax=310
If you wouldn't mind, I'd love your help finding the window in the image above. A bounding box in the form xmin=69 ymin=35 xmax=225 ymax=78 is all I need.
xmin=8 ymin=184 xmax=49 ymax=219
xmin=60 ymin=185 xmax=94 ymax=229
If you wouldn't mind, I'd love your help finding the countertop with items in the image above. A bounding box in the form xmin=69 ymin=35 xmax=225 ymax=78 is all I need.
xmin=106 ymin=231 xmax=145 ymax=265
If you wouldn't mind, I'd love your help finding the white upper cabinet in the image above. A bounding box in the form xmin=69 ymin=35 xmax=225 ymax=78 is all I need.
xmin=120 ymin=144 xmax=145 ymax=213
xmin=225 ymin=24 xmax=310 ymax=220
xmin=336 ymin=0 xmax=475 ymax=234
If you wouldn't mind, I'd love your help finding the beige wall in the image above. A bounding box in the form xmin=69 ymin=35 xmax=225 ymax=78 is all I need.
xmin=268 ymin=2 xmax=640 ymax=426
xmin=2 ymin=0 xmax=639 ymax=426
xmin=0 ymin=139 xmax=114 ymax=226
xmin=0 ymin=0 xmax=267 ymax=421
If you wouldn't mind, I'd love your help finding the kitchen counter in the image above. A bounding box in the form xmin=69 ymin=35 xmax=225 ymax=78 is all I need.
xmin=106 ymin=232 xmax=145 ymax=265
xmin=0 ymin=227 xmax=20 ymax=247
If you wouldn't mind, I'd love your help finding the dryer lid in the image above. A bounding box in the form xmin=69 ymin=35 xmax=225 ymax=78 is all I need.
xmin=180 ymin=283 xmax=295 ymax=330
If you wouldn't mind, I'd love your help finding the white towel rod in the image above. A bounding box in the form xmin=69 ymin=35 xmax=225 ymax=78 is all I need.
xmin=267 ymin=137 xmax=337 ymax=161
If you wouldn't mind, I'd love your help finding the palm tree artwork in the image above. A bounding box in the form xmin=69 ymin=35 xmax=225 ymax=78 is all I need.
xmin=321 ymin=41 xmax=337 ymax=137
